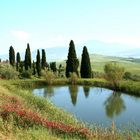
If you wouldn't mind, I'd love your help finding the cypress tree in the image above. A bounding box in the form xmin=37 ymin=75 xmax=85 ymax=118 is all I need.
xmin=25 ymin=43 xmax=31 ymax=70
xmin=16 ymin=52 xmax=21 ymax=71
xmin=9 ymin=46 xmax=15 ymax=66
xmin=32 ymin=61 xmax=36 ymax=75
xmin=41 ymin=49 xmax=46 ymax=69
xmin=66 ymin=40 xmax=79 ymax=77
xmin=36 ymin=49 xmax=41 ymax=76
xmin=80 ymin=46 xmax=92 ymax=78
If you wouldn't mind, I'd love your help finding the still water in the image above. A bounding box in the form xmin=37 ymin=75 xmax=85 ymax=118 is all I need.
xmin=32 ymin=86 xmax=140 ymax=127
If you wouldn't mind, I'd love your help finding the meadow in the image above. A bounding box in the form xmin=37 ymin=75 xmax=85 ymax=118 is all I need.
xmin=0 ymin=79 xmax=140 ymax=140
xmin=58 ymin=54 xmax=140 ymax=76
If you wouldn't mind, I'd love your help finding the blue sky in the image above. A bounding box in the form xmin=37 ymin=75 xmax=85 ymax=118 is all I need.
xmin=0 ymin=0 xmax=140 ymax=55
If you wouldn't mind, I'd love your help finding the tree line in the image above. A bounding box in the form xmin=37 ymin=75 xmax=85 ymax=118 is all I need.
xmin=2 ymin=40 xmax=127 ymax=88
xmin=9 ymin=40 xmax=92 ymax=78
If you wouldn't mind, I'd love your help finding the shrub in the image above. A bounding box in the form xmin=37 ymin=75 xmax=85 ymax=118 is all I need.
xmin=92 ymin=71 xmax=105 ymax=78
xmin=123 ymin=72 xmax=140 ymax=81
xmin=0 ymin=63 xmax=19 ymax=79
xmin=123 ymin=72 xmax=132 ymax=80
xmin=21 ymin=69 xmax=32 ymax=79
xmin=69 ymin=72 xmax=78 ymax=85
xmin=104 ymin=62 xmax=125 ymax=88
xmin=42 ymin=70 xmax=55 ymax=85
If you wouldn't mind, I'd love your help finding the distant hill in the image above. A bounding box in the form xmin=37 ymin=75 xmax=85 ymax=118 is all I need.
xmin=0 ymin=40 xmax=140 ymax=61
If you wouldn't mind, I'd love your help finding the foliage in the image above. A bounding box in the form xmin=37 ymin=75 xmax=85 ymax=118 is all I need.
xmin=36 ymin=49 xmax=41 ymax=76
xmin=58 ymin=64 xmax=65 ymax=77
xmin=92 ymin=71 xmax=105 ymax=78
xmin=104 ymin=62 xmax=125 ymax=87
xmin=80 ymin=46 xmax=92 ymax=78
xmin=123 ymin=72 xmax=140 ymax=81
xmin=24 ymin=43 xmax=31 ymax=70
xmin=9 ymin=46 xmax=15 ymax=66
xmin=21 ymin=69 xmax=32 ymax=79
xmin=66 ymin=40 xmax=79 ymax=77
xmin=16 ymin=52 xmax=21 ymax=71
xmin=19 ymin=61 xmax=24 ymax=73
xmin=69 ymin=72 xmax=78 ymax=85
xmin=123 ymin=72 xmax=132 ymax=80
xmin=41 ymin=49 xmax=47 ymax=69
xmin=42 ymin=70 xmax=56 ymax=85
xmin=50 ymin=62 xmax=57 ymax=72
xmin=0 ymin=63 xmax=19 ymax=79
xmin=32 ymin=61 xmax=36 ymax=75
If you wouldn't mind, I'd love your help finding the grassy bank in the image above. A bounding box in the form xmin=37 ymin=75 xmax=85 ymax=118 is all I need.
xmin=10 ymin=78 xmax=140 ymax=96
xmin=0 ymin=79 xmax=140 ymax=139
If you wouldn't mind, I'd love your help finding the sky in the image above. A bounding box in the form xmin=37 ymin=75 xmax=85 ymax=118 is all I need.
xmin=0 ymin=0 xmax=140 ymax=55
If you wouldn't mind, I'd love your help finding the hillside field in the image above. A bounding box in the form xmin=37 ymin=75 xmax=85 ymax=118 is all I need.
xmin=57 ymin=54 xmax=140 ymax=76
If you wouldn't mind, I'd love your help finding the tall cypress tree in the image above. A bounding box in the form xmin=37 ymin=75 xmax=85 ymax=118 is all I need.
xmin=32 ymin=61 xmax=36 ymax=75
xmin=80 ymin=46 xmax=92 ymax=78
xmin=9 ymin=46 xmax=15 ymax=66
xmin=66 ymin=40 xmax=79 ymax=77
xmin=36 ymin=49 xmax=41 ymax=76
xmin=25 ymin=43 xmax=31 ymax=70
xmin=41 ymin=49 xmax=46 ymax=69
xmin=16 ymin=52 xmax=21 ymax=71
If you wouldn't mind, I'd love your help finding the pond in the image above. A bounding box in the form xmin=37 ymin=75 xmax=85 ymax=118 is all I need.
xmin=32 ymin=86 xmax=140 ymax=127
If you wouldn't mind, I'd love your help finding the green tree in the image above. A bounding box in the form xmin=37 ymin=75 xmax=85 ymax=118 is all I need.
xmin=36 ymin=49 xmax=41 ymax=76
xmin=80 ymin=46 xmax=92 ymax=78
xmin=104 ymin=62 xmax=125 ymax=88
xmin=24 ymin=43 xmax=31 ymax=70
xmin=16 ymin=52 xmax=21 ymax=71
xmin=50 ymin=62 xmax=57 ymax=72
xmin=66 ymin=40 xmax=79 ymax=77
xmin=32 ymin=61 xmax=36 ymax=75
xmin=19 ymin=61 xmax=24 ymax=73
xmin=41 ymin=49 xmax=47 ymax=69
xmin=9 ymin=46 xmax=15 ymax=66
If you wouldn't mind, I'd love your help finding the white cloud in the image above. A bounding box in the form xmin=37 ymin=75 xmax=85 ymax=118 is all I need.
xmin=10 ymin=30 xmax=30 ymax=41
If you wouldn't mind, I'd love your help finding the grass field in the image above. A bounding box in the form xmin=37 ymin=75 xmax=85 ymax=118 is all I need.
xmin=0 ymin=79 xmax=140 ymax=139
xmin=57 ymin=54 xmax=140 ymax=75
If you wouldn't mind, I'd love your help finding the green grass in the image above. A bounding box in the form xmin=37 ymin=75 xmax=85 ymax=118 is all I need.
xmin=0 ymin=79 xmax=140 ymax=139
xmin=57 ymin=54 xmax=140 ymax=75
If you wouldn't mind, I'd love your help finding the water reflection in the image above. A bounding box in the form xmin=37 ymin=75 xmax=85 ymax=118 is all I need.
xmin=104 ymin=92 xmax=126 ymax=118
xmin=83 ymin=86 xmax=90 ymax=98
xmin=43 ymin=86 xmax=54 ymax=98
xmin=68 ymin=86 xmax=78 ymax=106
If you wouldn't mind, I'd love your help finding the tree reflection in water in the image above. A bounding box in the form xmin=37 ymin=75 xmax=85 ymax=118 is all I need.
xmin=68 ymin=85 xmax=78 ymax=106
xmin=43 ymin=86 xmax=54 ymax=98
xmin=104 ymin=92 xmax=126 ymax=119
xmin=83 ymin=86 xmax=90 ymax=98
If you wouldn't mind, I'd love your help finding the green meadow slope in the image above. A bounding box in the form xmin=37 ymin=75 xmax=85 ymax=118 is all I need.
xmin=58 ymin=54 xmax=140 ymax=75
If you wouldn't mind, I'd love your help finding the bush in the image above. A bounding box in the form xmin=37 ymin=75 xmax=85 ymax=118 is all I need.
xmin=69 ymin=72 xmax=78 ymax=85
xmin=123 ymin=72 xmax=132 ymax=80
xmin=92 ymin=71 xmax=105 ymax=78
xmin=42 ymin=70 xmax=55 ymax=85
xmin=123 ymin=72 xmax=140 ymax=81
xmin=0 ymin=63 xmax=19 ymax=79
xmin=21 ymin=69 xmax=32 ymax=79
xmin=104 ymin=62 xmax=125 ymax=88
